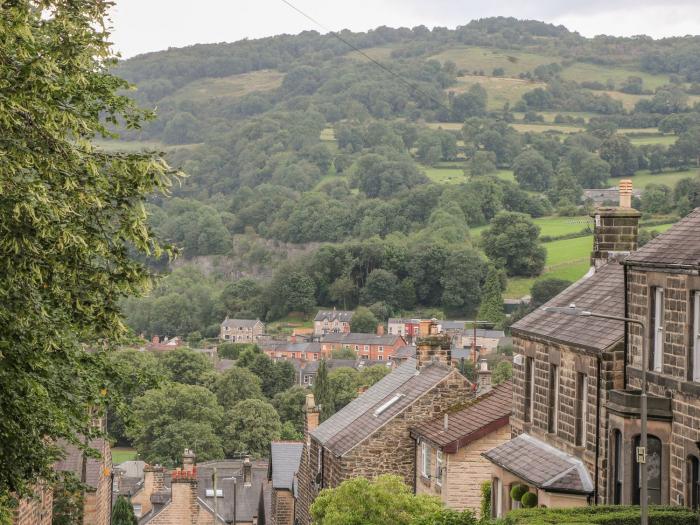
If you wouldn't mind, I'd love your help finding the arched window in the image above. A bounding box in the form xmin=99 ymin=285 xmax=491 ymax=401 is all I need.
xmin=689 ymin=456 xmax=700 ymax=510
xmin=633 ymin=435 xmax=662 ymax=505
xmin=611 ymin=430 xmax=622 ymax=505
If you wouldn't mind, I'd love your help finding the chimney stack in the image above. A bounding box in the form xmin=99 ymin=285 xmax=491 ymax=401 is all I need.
xmin=304 ymin=394 xmax=320 ymax=434
xmin=376 ymin=324 xmax=385 ymax=336
xmin=243 ymin=456 xmax=252 ymax=486
xmin=416 ymin=322 xmax=452 ymax=370
xmin=477 ymin=358 xmax=492 ymax=390
xmin=590 ymin=180 xmax=640 ymax=269
xmin=443 ymin=413 xmax=449 ymax=432
xmin=182 ymin=448 xmax=195 ymax=473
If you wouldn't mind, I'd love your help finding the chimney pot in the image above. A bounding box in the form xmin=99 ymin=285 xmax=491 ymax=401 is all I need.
xmin=443 ymin=413 xmax=449 ymax=431
xmin=243 ymin=456 xmax=252 ymax=486
xmin=619 ymin=179 xmax=633 ymax=209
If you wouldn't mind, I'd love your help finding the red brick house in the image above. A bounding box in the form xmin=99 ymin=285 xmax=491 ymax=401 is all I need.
xmin=295 ymin=324 xmax=473 ymax=524
xmin=319 ymin=332 xmax=407 ymax=361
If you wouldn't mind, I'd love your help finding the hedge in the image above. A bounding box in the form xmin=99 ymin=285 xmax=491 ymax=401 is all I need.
xmin=501 ymin=505 xmax=699 ymax=525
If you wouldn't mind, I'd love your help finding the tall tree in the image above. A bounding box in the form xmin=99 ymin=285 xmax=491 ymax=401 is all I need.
xmin=482 ymin=212 xmax=546 ymax=277
xmin=222 ymin=399 xmax=281 ymax=458
xmin=314 ymin=360 xmax=335 ymax=422
xmin=112 ymin=495 xmax=138 ymax=525
xmin=0 ymin=0 xmax=176 ymax=498
xmin=350 ymin=307 xmax=380 ymax=333
xmin=477 ymin=266 xmax=506 ymax=326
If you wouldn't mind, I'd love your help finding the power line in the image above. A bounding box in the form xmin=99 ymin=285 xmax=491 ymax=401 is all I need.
xmin=279 ymin=0 xmax=454 ymax=114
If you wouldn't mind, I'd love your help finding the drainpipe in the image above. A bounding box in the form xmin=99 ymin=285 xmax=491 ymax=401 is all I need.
xmin=623 ymin=264 xmax=629 ymax=386
xmin=594 ymin=355 xmax=602 ymax=505
xmin=412 ymin=438 xmax=418 ymax=495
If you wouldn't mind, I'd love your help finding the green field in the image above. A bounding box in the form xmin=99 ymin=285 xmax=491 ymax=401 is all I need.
xmin=510 ymin=122 xmax=583 ymax=134
xmin=112 ymin=448 xmax=137 ymax=465
xmin=628 ymin=134 xmax=677 ymax=146
xmin=430 ymin=47 xmax=556 ymax=77
xmin=607 ymin=169 xmax=698 ymax=189
xmin=471 ymin=215 xmax=592 ymax=239
xmin=164 ymin=69 xmax=283 ymax=103
xmin=560 ymin=63 xmax=670 ymax=90
xmin=449 ymin=75 xmax=546 ymax=110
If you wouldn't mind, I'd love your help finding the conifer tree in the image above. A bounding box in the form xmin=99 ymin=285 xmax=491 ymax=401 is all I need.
xmin=314 ymin=359 xmax=335 ymax=422
xmin=111 ymin=496 xmax=137 ymax=525
xmin=478 ymin=265 xmax=506 ymax=326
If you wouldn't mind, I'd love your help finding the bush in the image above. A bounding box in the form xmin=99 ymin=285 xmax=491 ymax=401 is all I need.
xmin=520 ymin=492 xmax=538 ymax=508
xmin=502 ymin=505 xmax=699 ymax=525
xmin=480 ymin=480 xmax=491 ymax=521
xmin=510 ymin=484 xmax=529 ymax=502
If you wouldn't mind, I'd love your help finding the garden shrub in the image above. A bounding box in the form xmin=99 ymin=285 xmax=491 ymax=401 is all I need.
xmin=520 ymin=492 xmax=538 ymax=508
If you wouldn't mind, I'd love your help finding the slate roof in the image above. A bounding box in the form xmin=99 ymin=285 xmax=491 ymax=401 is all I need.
xmin=483 ymin=433 xmax=593 ymax=494
xmin=270 ymin=442 xmax=303 ymax=490
xmin=221 ymin=318 xmax=262 ymax=328
xmin=411 ymin=381 xmax=511 ymax=453
xmin=314 ymin=310 xmax=354 ymax=322
xmin=197 ymin=459 xmax=267 ymax=523
xmin=625 ymin=208 xmax=700 ymax=269
xmin=311 ymin=358 xmax=457 ymax=456
xmin=320 ymin=332 xmax=403 ymax=346
xmin=393 ymin=345 xmax=417 ymax=359
xmin=54 ymin=439 xmax=109 ymax=489
xmin=263 ymin=342 xmax=322 ymax=354
xmin=511 ymin=262 xmax=625 ymax=353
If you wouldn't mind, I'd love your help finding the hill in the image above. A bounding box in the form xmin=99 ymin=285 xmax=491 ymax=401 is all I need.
xmin=110 ymin=17 xmax=700 ymax=339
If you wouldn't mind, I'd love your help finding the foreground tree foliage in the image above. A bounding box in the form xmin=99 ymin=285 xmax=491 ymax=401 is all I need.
xmin=111 ymin=495 xmax=138 ymax=525
xmin=0 ymin=0 xmax=177 ymax=499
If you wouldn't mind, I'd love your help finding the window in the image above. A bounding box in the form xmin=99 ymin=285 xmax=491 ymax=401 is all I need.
xmin=355 ymin=345 xmax=359 ymax=351
xmin=524 ymin=357 xmax=534 ymax=423
xmin=575 ymin=373 xmax=588 ymax=447
xmin=492 ymin=478 xmax=502 ymax=518
xmin=378 ymin=355 xmax=383 ymax=361
xmin=364 ymin=345 xmax=369 ymax=352
xmin=435 ymin=450 xmax=443 ymax=486
xmin=313 ymin=353 xmax=318 ymax=361
xmin=132 ymin=503 xmax=142 ymax=518
xmin=612 ymin=430 xmax=622 ymax=505
xmin=650 ymin=287 xmax=664 ymax=372
xmin=633 ymin=435 xmax=662 ymax=505
xmin=693 ymin=292 xmax=700 ymax=382
xmin=548 ymin=364 xmax=559 ymax=434
xmin=421 ymin=442 xmax=431 ymax=478
xmin=379 ymin=346 xmax=384 ymax=353
xmin=303 ymin=375 xmax=308 ymax=384
xmin=689 ymin=456 xmax=700 ymax=510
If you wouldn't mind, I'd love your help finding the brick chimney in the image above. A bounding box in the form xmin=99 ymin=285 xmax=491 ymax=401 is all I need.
xmin=591 ymin=179 xmax=640 ymax=269
xmin=376 ymin=324 xmax=385 ymax=336
xmin=182 ymin=448 xmax=195 ymax=473
xmin=477 ymin=358 xmax=492 ymax=390
xmin=243 ymin=456 xmax=252 ymax=487
xmin=416 ymin=320 xmax=451 ymax=370
xmin=304 ymin=394 xmax=320 ymax=434
xmin=169 ymin=469 xmax=199 ymax=523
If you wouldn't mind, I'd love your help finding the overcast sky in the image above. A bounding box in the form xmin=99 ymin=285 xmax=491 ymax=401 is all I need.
xmin=110 ymin=0 xmax=700 ymax=58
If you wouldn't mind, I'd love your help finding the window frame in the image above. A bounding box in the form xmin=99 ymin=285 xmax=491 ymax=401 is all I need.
xmin=421 ymin=442 xmax=431 ymax=478
xmin=650 ymin=287 xmax=664 ymax=372
xmin=435 ymin=449 xmax=443 ymax=486
xmin=548 ymin=363 xmax=559 ymax=434
xmin=575 ymin=373 xmax=588 ymax=447
xmin=524 ymin=357 xmax=534 ymax=423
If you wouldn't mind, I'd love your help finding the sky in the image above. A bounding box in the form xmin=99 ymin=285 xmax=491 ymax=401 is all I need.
xmin=109 ymin=0 xmax=700 ymax=58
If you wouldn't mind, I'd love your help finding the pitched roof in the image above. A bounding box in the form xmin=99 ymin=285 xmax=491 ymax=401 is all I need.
xmin=483 ymin=433 xmax=593 ymax=494
xmin=301 ymin=359 xmax=357 ymax=375
xmin=197 ymin=459 xmax=267 ymax=523
xmin=411 ymin=381 xmax=511 ymax=453
xmin=221 ymin=318 xmax=262 ymax=328
xmin=314 ymin=310 xmax=354 ymax=322
xmin=320 ymin=332 xmax=403 ymax=346
xmin=270 ymin=442 xmax=303 ymax=490
xmin=393 ymin=345 xmax=417 ymax=359
xmin=263 ymin=342 xmax=322 ymax=354
xmin=54 ymin=439 xmax=109 ymax=490
xmin=511 ymin=262 xmax=625 ymax=353
xmin=625 ymin=208 xmax=700 ymax=269
xmin=311 ymin=358 xmax=457 ymax=456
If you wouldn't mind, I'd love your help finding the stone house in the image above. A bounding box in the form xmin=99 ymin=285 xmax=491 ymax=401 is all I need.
xmin=319 ymin=332 xmax=407 ymax=361
xmin=268 ymin=441 xmax=303 ymax=525
xmin=313 ymin=310 xmax=353 ymax=337
xmin=11 ymin=484 xmax=53 ymax=525
xmin=410 ymin=381 xmax=512 ymax=516
xmin=220 ymin=318 xmax=265 ymax=343
xmin=295 ymin=324 xmax=473 ymax=524
xmin=53 ymin=438 xmax=113 ymax=525
xmin=485 ymin=190 xmax=641 ymax=515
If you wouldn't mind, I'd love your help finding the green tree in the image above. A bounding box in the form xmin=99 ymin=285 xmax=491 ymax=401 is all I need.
xmin=160 ymin=348 xmax=216 ymax=387
xmin=441 ymin=249 xmax=488 ymax=314
xmin=112 ymin=495 xmax=138 ymax=525
xmin=128 ymin=383 xmax=224 ymax=466
xmin=411 ymin=509 xmax=478 ymax=525
xmin=328 ymin=368 xmax=362 ymax=411
xmin=310 ymin=475 xmax=443 ymax=525
xmin=213 ymin=367 xmax=264 ymax=409
xmin=350 ymin=307 xmax=380 ymax=333
xmin=245 ymin=353 xmax=295 ymax=399
xmin=217 ymin=342 xmax=257 ymax=360
xmin=477 ymin=266 xmax=506 ymax=326
xmin=0 ymin=0 xmax=177 ymax=497
xmin=641 ymin=183 xmax=674 ymax=214
xmin=531 ymin=278 xmax=572 ymax=307
xmin=358 ymin=365 xmax=391 ymax=387
xmin=492 ymin=361 xmax=513 ymax=385
xmin=266 ymin=268 xmax=317 ymax=319
xmin=513 ymin=149 xmax=554 ymax=191
xmin=468 ymin=151 xmax=497 ymax=177
xmin=332 ymin=347 xmax=358 ymax=360
xmin=599 ymin=135 xmax=638 ymax=178
xmin=222 ymin=399 xmax=281 ymax=458
xmin=314 ymin=360 xmax=335 ymax=422
xmin=51 ymin=472 xmax=84 ymax=525
xmin=272 ymin=386 xmax=308 ymax=433
xmin=482 ymin=212 xmax=546 ymax=277
xmin=361 ymin=269 xmax=399 ymax=307
xmin=329 ymin=276 xmax=357 ymax=310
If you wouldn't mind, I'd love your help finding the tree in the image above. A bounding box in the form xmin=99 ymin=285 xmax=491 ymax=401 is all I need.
xmin=328 ymin=368 xmax=362 ymax=411
xmin=217 ymin=342 xmax=257 ymax=360
xmin=361 ymin=269 xmax=399 ymax=307
xmin=222 ymin=399 xmax=281 ymax=458
xmin=314 ymin=360 xmax=335 ymax=422
xmin=599 ymin=135 xmax=638 ymax=178
xmin=350 ymin=307 xmax=380 ymax=333
xmin=492 ymin=361 xmax=513 ymax=385
xmin=310 ymin=475 xmax=443 ymax=525
xmin=160 ymin=348 xmax=216 ymax=387
xmin=452 ymin=84 xmax=488 ymax=121
xmin=129 ymin=383 xmax=224 ymax=465
xmin=272 ymin=386 xmax=308 ymax=434
xmin=0 ymin=0 xmax=177 ymax=497
xmin=482 ymin=212 xmax=546 ymax=277
xmin=112 ymin=495 xmax=138 ymax=525
xmin=266 ymin=268 xmax=317 ymax=320
xmin=477 ymin=266 xmax=506 ymax=326
xmin=440 ymin=249 xmax=489 ymax=314
xmin=51 ymin=472 xmax=84 ymax=525
xmin=329 ymin=276 xmax=356 ymax=310
xmin=358 ymin=365 xmax=391 ymax=387
xmin=468 ymin=151 xmax=497 ymax=177
xmin=531 ymin=278 xmax=572 ymax=307
xmin=512 ymin=149 xmax=554 ymax=191
xmin=213 ymin=367 xmax=264 ymax=409
xmin=332 ymin=347 xmax=358 ymax=360
xmin=640 ymin=183 xmax=674 ymax=214
xmin=245 ymin=353 xmax=295 ymax=399
xmin=412 ymin=509 xmax=478 ymax=525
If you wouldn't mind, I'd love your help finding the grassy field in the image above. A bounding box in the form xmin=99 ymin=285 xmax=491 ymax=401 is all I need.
xmin=345 ymin=46 xmax=396 ymax=62
xmin=510 ymin=122 xmax=583 ymax=134
xmin=165 ymin=69 xmax=283 ymax=103
xmin=112 ymin=448 xmax=137 ymax=465
xmin=449 ymin=75 xmax=546 ymax=110
xmin=320 ymin=128 xmax=336 ymax=142
xmin=430 ymin=47 xmax=555 ymax=77
xmin=606 ymin=169 xmax=698 ymax=189
xmin=560 ymin=64 xmax=670 ymax=90
xmin=627 ymin=134 xmax=677 ymax=146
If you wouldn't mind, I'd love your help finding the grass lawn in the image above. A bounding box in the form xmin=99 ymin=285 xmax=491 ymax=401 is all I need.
xmin=510 ymin=122 xmax=584 ymax=134
xmin=607 ymin=169 xmax=698 ymax=189
xmin=430 ymin=47 xmax=556 ymax=77
xmin=112 ymin=448 xmax=137 ymax=465
xmin=320 ymin=128 xmax=336 ymax=142
xmin=560 ymin=63 xmax=670 ymax=90
xmin=164 ymin=69 xmax=283 ymax=103
xmin=424 ymin=166 xmax=466 ymax=184
xmin=628 ymin=134 xmax=677 ymax=146
xmin=448 ymin=75 xmax=546 ymax=110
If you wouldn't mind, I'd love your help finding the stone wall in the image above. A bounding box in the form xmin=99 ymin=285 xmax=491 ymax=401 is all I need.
xmin=590 ymin=208 xmax=640 ymax=268
xmin=83 ymin=440 xmax=112 ymax=525
xmin=149 ymin=480 xmax=200 ymax=525
xmin=270 ymin=489 xmax=295 ymax=525
xmin=512 ymin=334 xmax=624 ymax=504
xmin=12 ymin=484 xmax=53 ymax=525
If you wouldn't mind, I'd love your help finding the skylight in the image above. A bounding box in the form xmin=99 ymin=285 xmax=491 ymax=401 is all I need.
xmin=373 ymin=394 xmax=404 ymax=417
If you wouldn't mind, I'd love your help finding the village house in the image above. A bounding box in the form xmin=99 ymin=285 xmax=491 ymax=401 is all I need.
xmin=294 ymin=322 xmax=473 ymax=524
xmin=387 ymin=318 xmax=421 ymax=342
xmin=220 ymin=317 xmax=265 ymax=343
xmin=410 ymin=381 xmax=512 ymax=516
xmin=262 ymin=342 xmax=322 ymax=362
xmin=268 ymin=441 xmax=303 ymax=525
xmin=319 ymin=332 xmax=407 ymax=361
xmin=313 ymin=310 xmax=353 ymax=337
xmin=146 ymin=335 xmax=184 ymax=352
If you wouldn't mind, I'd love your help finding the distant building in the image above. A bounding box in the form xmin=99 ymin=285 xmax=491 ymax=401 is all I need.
xmin=583 ymin=186 xmax=642 ymax=206
xmin=220 ymin=317 xmax=265 ymax=343
xmin=313 ymin=310 xmax=353 ymax=337
xmin=387 ymin=318 xmax=421 ymax=342
xmin=319 ymin=332 xmax=407 ymax=361
xmin=262 ymin=342 xmax=322 ymax=362
xmin=457 ymin=329 xmax=506 ymax=355
xmin=146 ymin=335 xmax=184 ymax=352
xmin=269 ymin=441 xmax=303 ymax=525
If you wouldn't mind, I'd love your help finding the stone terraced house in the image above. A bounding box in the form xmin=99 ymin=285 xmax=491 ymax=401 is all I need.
xmin=294 ymin=323 xmax=473 ymax=524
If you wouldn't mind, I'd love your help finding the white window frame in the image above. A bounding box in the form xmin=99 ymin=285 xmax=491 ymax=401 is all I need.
xmin=435 ymin=450 xmax=443 ymax=486
xmin=653 ymin=287 xmax=664 ymax=372
xmin=364 ymin=345 xmax=370 ymax=352
xmin=378 ymin=355 xmax=383 ymax=361
xmin=421 ymin=442 xmax=430 ymax=478
xmin=379 ymin=346 xmax=384 ymax=353
xmin=493 ymin=478 xmax=502 ymax=518
xmin=133 ymin=503 xmax=142 ymax=518
xmin=693 ymin=292 xmax=700 ymax=382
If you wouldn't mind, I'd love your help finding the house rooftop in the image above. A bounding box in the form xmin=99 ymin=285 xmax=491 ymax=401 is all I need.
xmin=221 ymin=318 xmax=262 ymax=328
xmin=625 ymin=207 xmax=700 ymax=269
xmin=410 ymin=381 xmax=511 ymax=454
xmin=311 ymin=358 xmax=459 ymax=457
xmin=54 ymin=438 xmax=109 ymax=490
xmin=483 ymin=433 xmax=593 ymax=494
xmin=270 ymin=442 xmax=303 ymax=491
xmin=511 ymin=262 xmax=625 ymax=353
xmin=320 ymin=332 xmax=402 ymax=346
xmin=314 ymin=310 xmax=354 ymax=322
